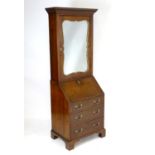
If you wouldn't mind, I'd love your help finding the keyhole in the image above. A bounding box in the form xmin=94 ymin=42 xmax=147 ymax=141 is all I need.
xmin=76 ymin=80 xmax=81 ymax=85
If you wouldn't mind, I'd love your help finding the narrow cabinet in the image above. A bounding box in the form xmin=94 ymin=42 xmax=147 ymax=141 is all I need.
xmin=46 ymin=7 xmax=106 ymax=150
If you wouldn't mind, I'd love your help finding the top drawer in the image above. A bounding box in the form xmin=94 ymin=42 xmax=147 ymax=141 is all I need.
xmin=70 ymin=96 xmax=103 ymax=113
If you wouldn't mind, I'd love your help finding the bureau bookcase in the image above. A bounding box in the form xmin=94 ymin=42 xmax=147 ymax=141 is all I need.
xmin=46 ymin=7 xmax=106 ymax=150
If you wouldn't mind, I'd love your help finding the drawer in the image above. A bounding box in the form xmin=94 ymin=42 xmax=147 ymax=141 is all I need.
xmin=70 ymin=96 xmax=103 ymax=113
xmin=71 ymin=118 xmax=103 ymax=139
xmin=71 ymin=106 xmax=103 ymax=124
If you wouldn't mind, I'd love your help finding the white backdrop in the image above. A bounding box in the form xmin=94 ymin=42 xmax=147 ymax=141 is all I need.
xmin=24 ymin=0 xmax=155 ymax=154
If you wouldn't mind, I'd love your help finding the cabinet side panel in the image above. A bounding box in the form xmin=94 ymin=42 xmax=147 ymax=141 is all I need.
xmin=49 ymin=13 xmax=58 ymax=80
xmin=51 ymin=81 xmax=63 ymax=135
xmin=51 ymin=81 xmax=70 ymax=139
xmin=63 ymin=99 xmax=70 ymax=140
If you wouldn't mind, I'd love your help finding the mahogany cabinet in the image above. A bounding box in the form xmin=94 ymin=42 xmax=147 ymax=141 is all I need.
xmin=46 ymin=7 xmax=106 ymax=150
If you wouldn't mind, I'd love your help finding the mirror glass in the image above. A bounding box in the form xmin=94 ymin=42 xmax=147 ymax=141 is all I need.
xmin=62 ymin=20 xmax=88 ymax=75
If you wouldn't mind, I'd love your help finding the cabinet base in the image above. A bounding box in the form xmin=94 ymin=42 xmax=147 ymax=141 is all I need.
xmin=98 ymin=128 xmax=106 ymax=137
xmin=51 ymin=129 xmax=106 ymax=150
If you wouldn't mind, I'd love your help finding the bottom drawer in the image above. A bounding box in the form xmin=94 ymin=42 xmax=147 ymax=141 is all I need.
xmin=71 ymin=118 xmax=103 ymax=139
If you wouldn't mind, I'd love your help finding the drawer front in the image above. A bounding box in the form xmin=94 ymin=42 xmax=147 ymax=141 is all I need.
xmin=71 ymin=118 xmax=103 ymax=139
xmin=71 ymin=96 xmax=103 ymax=113
xmin=71 ymin=106 xmax=103 ymax=124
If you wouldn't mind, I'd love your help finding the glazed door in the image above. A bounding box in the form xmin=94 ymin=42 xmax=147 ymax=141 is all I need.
xmin=57 ymin=15 xmax=93 ymax=81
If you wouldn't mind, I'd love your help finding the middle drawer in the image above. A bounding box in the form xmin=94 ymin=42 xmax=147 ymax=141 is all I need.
xmin=71 ymin=105 xmax=103 ymax=124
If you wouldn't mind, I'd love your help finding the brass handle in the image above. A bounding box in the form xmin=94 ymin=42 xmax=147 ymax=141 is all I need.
xmin=92 ymin=122 xmax=100 ymax=127
xmin=74 ymin=114 xmax=83 ymax=120
xmin=74 ymin=128 xmax=83 ymax=133
xmin=92 ymin=109 xmax=100 ymax=114
xmin=93 ymin=98 xmax=101 ymax=104
xmin=74 ymin=104 xmax=83 ymax=109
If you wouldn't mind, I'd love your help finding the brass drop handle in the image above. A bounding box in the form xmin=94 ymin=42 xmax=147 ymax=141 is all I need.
xmin=92 ymin=122 xmax=100 ymax=127
xmin=74 ymin=114 xmax=83 ymax=120
xmin=93 ymin=98 xmax=101 ymax=104
xmin=74 ymin=104 xmax=83 ymax=109
xmin=92 ymin=109 xmax=100 ymax=114
xmin=74 ymin=128 xmax=83 ymax=133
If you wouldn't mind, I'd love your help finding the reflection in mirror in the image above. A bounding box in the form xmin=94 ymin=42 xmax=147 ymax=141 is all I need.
xmin=62 ymin=20 xmax=88 ymax=75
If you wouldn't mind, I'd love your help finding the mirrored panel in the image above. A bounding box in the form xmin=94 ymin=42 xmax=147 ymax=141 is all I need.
xmin=62 ymin=20 xmax=88 ymax=75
